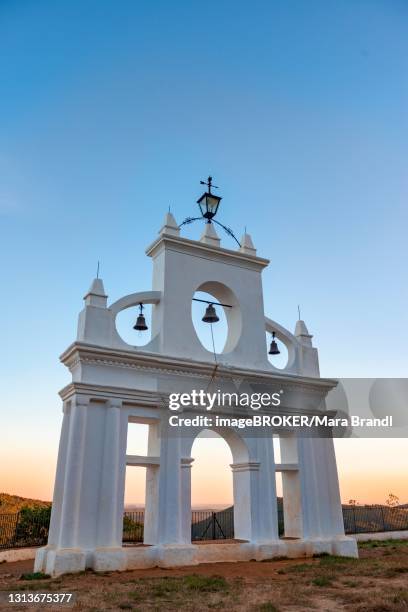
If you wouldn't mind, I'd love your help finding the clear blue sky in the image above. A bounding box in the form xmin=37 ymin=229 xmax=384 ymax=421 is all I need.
xmin=1 ymin=1 xmax=407 ymax=500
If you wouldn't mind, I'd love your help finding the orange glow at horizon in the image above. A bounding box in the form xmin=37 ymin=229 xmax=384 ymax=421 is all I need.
xmin=2 ymin=437 xmax=408 ymax=508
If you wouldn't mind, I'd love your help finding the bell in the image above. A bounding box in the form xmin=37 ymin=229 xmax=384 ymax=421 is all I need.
xmin=202 ymin=303 xmax=219 ymax=324
xmin=133 ymin=314 xmax=148 ymax=331
xmin=268 ymin=332 xmax=280 ymax=355
xmin=133 ymin=303 xmax=148 ymax=331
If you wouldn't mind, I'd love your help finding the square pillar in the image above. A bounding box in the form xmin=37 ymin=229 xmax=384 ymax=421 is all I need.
xmin=280 ymin=433 xmax=303 ymax=538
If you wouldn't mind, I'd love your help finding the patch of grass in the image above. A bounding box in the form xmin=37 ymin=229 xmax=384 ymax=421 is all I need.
xmin=313 ymin=552 xmax=330 ymax=558
xmin=16 ymin=583 xmax=55 ymax=591
xmin=342 ymin=580 xmax=360 ymax=587
xmin=127 ymin=590 xmax=142 ymax=601
xmin=149 ymin=575 xmax=228 ymax=599
xmin=140 ymin=575 xmax=229 ymax=603
xmin=318 ymin=554 xmax=358 ymax=566
xmin=359 ymin=539 xmax=408 ymax=549
xmin=20 ymin=572 xmax=51 ymax=581
xmin=257 ymin=603 xmax=279 ymax=611
xmin=392 ymin=590 xmax=408 ymax=606
xmin=311 ymin=575 xmax=333 ymax=587
xmin=183 ymin=574 xmax=228 ymax=592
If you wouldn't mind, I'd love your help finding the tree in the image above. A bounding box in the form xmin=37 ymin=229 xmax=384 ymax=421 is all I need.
xmin=14 ymin=505 xmax=51 ymax=545
xmin=385 ymin=493 xmax=400 ymax=507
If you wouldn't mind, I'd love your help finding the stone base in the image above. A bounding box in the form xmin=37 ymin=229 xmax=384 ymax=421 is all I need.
xmin=35 ymin=536 xmax=359 ymax=577
xmin=34 ymin=547 xmax=87 ymax=576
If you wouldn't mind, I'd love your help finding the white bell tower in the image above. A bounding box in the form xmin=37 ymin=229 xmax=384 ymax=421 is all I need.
xmin=35 ymin=181 xmax=358 ymax=577
xmin=148 ymin=213 xmax=270 ymax=369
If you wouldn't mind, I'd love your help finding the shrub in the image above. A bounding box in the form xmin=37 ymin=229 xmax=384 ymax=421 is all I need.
xmin=15 ymin=506 xmax=51 ymax=546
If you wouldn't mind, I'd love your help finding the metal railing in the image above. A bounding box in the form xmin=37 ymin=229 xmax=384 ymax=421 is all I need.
xmin=122 ymin=511 xmax=144 ymax=543
xmin=0 ymin=512 xmax=49 ymax=550
xmin=191 ymin=510 xmax=234 ymax=541
xmin=1 ymin=505 xmax=408 ymax=550
xmin=342 ymin=505 xmax=408 ymax=534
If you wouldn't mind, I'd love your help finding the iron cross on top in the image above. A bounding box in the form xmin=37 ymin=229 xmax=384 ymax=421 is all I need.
xmin=200 ymin=176 xmax=219 ymax=194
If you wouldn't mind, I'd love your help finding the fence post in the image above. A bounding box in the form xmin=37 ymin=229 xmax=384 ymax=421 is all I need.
xmin=353 ymin=506 xmax=357 ymax=533
xmin=212 ymin=512 xmax=216 ymax=540
xmin=14 ymin=512 xmax=20 ymax=546
xmin=380 ymin=506 xmax=385 ymax=532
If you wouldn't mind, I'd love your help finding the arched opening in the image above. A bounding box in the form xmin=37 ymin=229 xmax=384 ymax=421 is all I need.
xmin=191 ymin=430 xmax=234 ymax=540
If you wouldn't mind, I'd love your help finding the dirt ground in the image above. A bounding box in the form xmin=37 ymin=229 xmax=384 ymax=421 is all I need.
xmin=0 ymin=540 xmax=408 ymax=611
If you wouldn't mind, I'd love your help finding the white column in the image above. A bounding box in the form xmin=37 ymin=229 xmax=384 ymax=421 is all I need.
xmin=180 ymin=458 xmax=194 ymax=544
xmin=231 ymin=437 xmax=279 ymax=543
xmin=255 ymin=436 xmax=279 ymax=541
xmin=58 ymin=397 xmax=88 ymax=548
xmin=231 ymin=462 xmax=257 ymax=541
xmin=156 ymin=424 xmax=184 ymax=544
xmin=144 ymin=423 xmax=160 ymax=544
xmin=96 ymin=399 xmax=125 ymax=547
xmin=297 ymin=434 xmax=345 ymax=538
xmin=280 ymin=433 xmax=303 ymax=538
xmin=281 ymin=472 xmax=302 ymax=538
xmin=47 ymin=402 xmax=71 ymax=547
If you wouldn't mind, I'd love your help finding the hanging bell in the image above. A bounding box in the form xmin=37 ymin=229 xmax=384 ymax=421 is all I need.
xmin=133 ymin=303 xmax=148 ymax=331
xmin=268 ymin=331 xmax=280 ymax=355
xmin=202 ymin=303 xmax=219 ymax=324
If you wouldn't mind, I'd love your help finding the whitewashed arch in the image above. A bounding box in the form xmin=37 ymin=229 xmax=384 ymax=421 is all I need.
xmin=109 ymin=291 xmax=162 ymax=351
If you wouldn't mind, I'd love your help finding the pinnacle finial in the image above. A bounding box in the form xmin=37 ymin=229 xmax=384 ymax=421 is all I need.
xmin=239 ymin=231 xmax=256 ymax=255
xmin=159 ymin=210 xmax=180 ymax=236
xmin=84 ymin=277 xmax=107 ymax=307
xmin=295 ymin=318 xmax=313 ymax=346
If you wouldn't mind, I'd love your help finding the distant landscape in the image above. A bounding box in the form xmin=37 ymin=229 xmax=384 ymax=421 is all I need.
xmin=125 ymin=503 xmax=232 ymax=511
xmin=0 ymin=493 xmax=51 ymax=514
xmin=0 ymin=494 xmax=232 ymax=514
xmin=1 ymin=491 xmax=408 ymax=551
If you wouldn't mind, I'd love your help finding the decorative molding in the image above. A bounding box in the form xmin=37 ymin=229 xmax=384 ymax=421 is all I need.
xmin=60 ymin=342 xmax=337 ymax=395
xmin=275 ymin=463 xmax=299 ymax=472
xmin=230 ymin=461 xmax=261 ymax=472
xmin=59 ymin=382 xmax=166 ymax=406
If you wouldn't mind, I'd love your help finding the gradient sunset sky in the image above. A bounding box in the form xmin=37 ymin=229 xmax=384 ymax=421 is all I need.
xmin=1 ymin=1 xmax=407 ymax=507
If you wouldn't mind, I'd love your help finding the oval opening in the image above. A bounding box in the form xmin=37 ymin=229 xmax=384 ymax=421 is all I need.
xmin=192 ymin=291 xmax=228 ymax=354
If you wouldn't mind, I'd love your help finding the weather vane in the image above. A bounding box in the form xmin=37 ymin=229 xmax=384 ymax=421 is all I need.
xmin=200 ymin=176 xmax=218 ymax=193
xmin=179 ymin=176 xmax=241 ymax=247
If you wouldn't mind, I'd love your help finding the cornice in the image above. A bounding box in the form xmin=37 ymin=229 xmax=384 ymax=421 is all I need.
xmin=145 ymin=233 xmax=270 ymax=271
xmin=60 ymin=341 xmax=337 ymax=394
xmin=59 ymin=381 xmax=166 ymax=404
